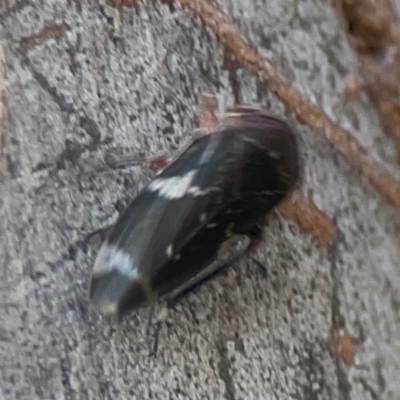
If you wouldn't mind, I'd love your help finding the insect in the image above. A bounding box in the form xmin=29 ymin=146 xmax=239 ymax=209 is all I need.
xmin=90 ymin=104 xmax=300 ymax=318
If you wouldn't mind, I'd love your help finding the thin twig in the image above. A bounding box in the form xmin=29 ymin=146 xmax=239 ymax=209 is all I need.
xmin=278 ymin=190 xmax=336 ymax=246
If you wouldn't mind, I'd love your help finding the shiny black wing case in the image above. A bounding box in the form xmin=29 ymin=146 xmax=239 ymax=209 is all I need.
xmin=90 ymin=106 xmax=299 ymax=316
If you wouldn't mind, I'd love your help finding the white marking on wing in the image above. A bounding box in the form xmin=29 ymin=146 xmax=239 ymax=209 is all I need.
xmin=148 ymin=170 xmax=197 ymax=199
xmin=148 ymin=169 xmax=220 ymax=199
xmin=93 ymin=244 xmax=139 ymax=280
xmin=98 ymin=302 xmax=119 ymax=316
xmin=166 ymin=244 xmax=173 ymax=258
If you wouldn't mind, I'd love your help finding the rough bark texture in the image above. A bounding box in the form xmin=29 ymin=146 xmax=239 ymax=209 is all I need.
xmin=1 ymin=0 xmax=400 ymax=399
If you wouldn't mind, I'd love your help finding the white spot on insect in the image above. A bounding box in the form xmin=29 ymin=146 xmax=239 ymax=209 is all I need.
xmin=148 ymin=169 xmax=220 ymax=199
xmin=166 ymin=244 xmax=173 ymax=258
xmin=206 ymin=222 xmax=217 ymax=229
xmin=200 ymin=213 xmax=207 ymax=222
xmin=148 ymin=170 xmax=197 ymax=199
xmin=93 ymin=244 xmax=139 ymax=280
xmin=268 ymin=150 xmax=281 ymax=159
xmin=241 ymin=136 xmax=258 ymax=144
xmin=223 ymin=112 xmax=242 ymax=118
xmin=187 ymin=186 xmax=218 ymax=196
xmin=98 ymin=302 xmax=119 ymax=316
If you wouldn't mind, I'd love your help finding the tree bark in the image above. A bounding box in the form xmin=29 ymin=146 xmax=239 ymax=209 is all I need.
xmin=1 ymin=0 xmax=400 ymax=399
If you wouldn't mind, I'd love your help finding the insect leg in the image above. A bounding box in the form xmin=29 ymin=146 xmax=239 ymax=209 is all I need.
xmin=166 ymin=254 xmax=242 ymax=307
xmin=148 ymin=303 xmax=170 ymax=357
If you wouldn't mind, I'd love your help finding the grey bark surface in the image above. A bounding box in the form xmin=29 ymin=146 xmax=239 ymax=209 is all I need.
xmin=1 ymin=0 xmax=400 ymax=399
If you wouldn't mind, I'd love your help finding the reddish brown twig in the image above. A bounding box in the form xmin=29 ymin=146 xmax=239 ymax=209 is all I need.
xmin=171 ymin=0 xmax=400 ymax=211
xmin=334 ymin=0 xmax=400 ymax=164
xmin=279 ymin=190 xmax=336 ymax=247
xmin=18 ymin=24 xmax=66 ymax=53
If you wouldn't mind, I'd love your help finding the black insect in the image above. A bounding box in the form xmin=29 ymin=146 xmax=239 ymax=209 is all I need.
xmin=90 ymin=105 xmax=299 ymax=317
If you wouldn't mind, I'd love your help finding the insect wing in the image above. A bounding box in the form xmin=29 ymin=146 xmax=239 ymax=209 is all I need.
xmin=90 ymin=107 xmax=299 ymax=315
xmin=90 ymin=133 xmax=243 ymax=314
xmin=152 ymin=112 xmax=299 ymax=298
